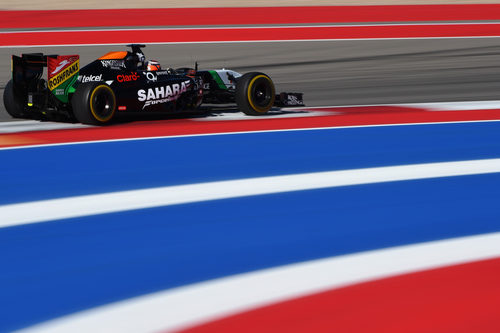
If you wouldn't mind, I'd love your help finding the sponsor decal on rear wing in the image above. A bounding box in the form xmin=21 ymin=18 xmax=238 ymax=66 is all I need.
xmin=47 ymin=55 xmax=79 ymax=103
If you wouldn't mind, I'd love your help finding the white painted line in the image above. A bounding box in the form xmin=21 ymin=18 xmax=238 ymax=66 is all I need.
xmin=17 ymin=232 xmax=500 ymax=333
xmin=281 ymin=100 xmax=500 ymax=111
xmin=194 ymin=110 xmax=337 ymax=121
xmin=1 ymin=158 xmax=500 ymax=229
xmin=400 ymin=101 xmax=500 ymax=111
xmin=0 ymin=120 xmax=39 ymax=126
xmin=0 ymin=121 xmax=90 ymax=134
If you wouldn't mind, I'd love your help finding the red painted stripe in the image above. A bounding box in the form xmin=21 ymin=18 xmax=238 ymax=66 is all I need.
xmin=178 ymin=257 xmax=500 ymax=333
xmin=3 ymin=5 xmax=500 ymax=29
xmin=3 ymin=24 xmax=500 ymax=47
xmin=2 ymin=106 xmax=500 ymax=149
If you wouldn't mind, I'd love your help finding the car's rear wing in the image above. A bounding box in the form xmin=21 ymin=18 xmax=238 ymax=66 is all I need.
xmin=12 ymin=53 xmax=46 ymax=89
xmin=11 ymin=53 xmax=80 ymax=105
xmin=11 ymin=53 xmax=48 ymax=108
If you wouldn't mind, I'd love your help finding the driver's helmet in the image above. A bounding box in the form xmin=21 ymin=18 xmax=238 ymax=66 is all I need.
xmin=146 ymin=60 xmax=161 ymax=71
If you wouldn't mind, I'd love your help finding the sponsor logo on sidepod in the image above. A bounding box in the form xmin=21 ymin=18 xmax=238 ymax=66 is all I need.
xmin=138 ymin=80 xmax=191 ymax=109
xmin=117 ymin=73 xmax=139 ymax=82
xmin=146 ymin=72 xmax=157 ymax=82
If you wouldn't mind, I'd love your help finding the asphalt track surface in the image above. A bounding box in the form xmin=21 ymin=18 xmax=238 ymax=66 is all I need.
xmin=2 ymin=37 xmax=500 ymax=121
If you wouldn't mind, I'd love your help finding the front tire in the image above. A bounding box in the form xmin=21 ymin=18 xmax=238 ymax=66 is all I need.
xmin=235 ymin=72 xmax=275 ymax=116
xmin=72 ymin=82 xmax=116 ymax=125
xmin=3 ymin=80 xmax=26 ymax=119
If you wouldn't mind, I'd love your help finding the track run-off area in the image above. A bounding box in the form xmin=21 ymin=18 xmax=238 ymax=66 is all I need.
xmin=1 ymin=5 xmax=500 ymax=333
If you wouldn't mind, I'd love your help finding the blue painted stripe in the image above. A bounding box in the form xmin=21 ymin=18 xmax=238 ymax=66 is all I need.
xmin=1 ymin=121 xmax=500 ymax=205
xmin=1 ymin=174 xmax=500 ymax=332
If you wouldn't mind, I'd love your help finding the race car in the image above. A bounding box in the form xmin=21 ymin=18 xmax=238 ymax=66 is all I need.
xmin=3 ymin=44 xmax=304 ymax=125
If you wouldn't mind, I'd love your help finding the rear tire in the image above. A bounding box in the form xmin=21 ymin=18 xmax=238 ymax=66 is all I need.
xmin=72 ymin=82 xmax=116 ymax=125
xmin=235 ymin=72 xmax=275 ymax=116
xmin=3 ymin=80 xmax=26 ymax=118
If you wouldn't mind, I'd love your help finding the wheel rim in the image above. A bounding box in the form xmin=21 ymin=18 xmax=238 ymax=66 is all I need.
xmin=90 ymin=86 xmax=115 ymax=122
xmin=248 ymin=76 xmax=275 ymax=113
xmin=252 ymin=82 xmax=271 ymax=107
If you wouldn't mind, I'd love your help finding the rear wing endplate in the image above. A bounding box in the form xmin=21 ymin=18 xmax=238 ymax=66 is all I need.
xmin=11 ymin=53 xmax=80 ymax=104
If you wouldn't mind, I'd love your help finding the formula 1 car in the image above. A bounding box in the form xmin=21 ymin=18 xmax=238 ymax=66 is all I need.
xmin=3 ymin=44 xmax=304 ymax=125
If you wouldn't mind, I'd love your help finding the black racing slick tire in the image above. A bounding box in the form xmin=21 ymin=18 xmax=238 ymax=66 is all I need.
xmin=235 ymin=72 xmax=275 ymax=116
xmin=3 ymin=80 xmax=26 ymax=118
xmin=72 ymin=82 xmax=116 ymax=125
